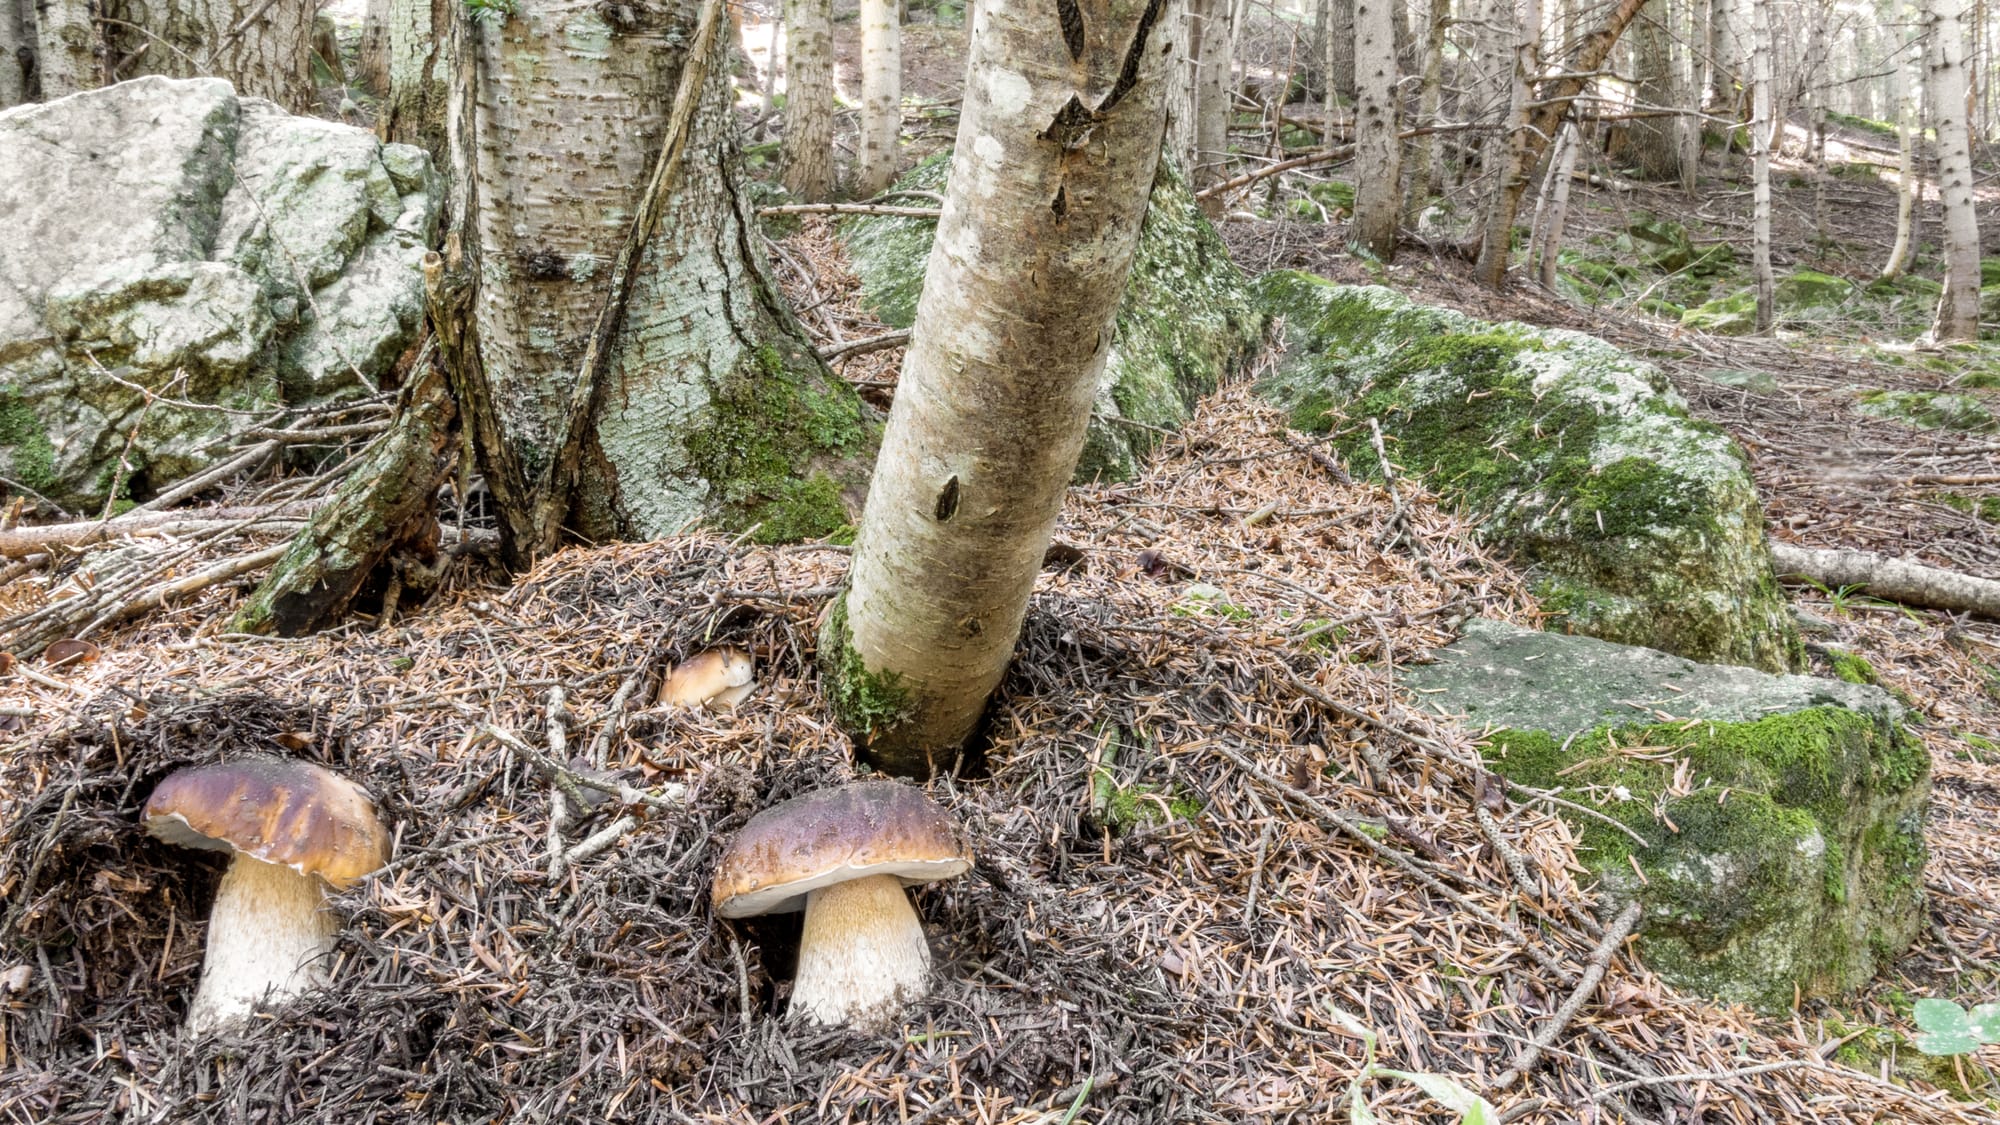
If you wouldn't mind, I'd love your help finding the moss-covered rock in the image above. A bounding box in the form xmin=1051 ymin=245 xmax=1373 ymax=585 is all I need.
xmin=839 ymin=155 xmax=1267 ymax=483
xmin=1256 ymin=272 xmax=1799 ymax=671
xmin=1681 ymin=270 xmax=1860 ymax=336
xmin=1404 ymin=618 xmax=1930 ymax=1011
xmin=1854 ymin=389 xmax=1997 ymax=433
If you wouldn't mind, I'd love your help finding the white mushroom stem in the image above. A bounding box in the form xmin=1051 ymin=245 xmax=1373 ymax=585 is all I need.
xmin=790 ymin=874 xmax=932 ymax=1029
xmin=188 ymin=856 xmax=339 ymax=1031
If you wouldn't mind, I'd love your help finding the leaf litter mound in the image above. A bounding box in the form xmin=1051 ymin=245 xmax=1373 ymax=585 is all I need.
xmin=1 ymin=387 xmax=1994 ymax=1123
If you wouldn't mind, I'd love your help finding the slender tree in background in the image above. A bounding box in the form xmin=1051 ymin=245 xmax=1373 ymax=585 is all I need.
xmin=856 ymin=0 xmax=901 ymax=196
xmin=1181 ymin=0 xmax=1231 ymax=188
xmin=1881 ymin=0 xmax=1919 ymax=278
xmin=1475 ymin=0 xmax=1539 ymax=283
xmin=1403 ymin=0 xmax=1449 ymax=220
xmin=34 ymin=0 xmax=103 ymax=97
xmin=1325 ymin=0 xmax=1355 ymax=102
xmin=384 ymin=0 xmax=451 ymax=156
xmin=1 ymin=0 xmax=29 ymax=104
xmin=829 ymin=0 xmax=1179 ymax=775
xmin=782 ymin=0 xmax=835 ymax=199
xmin=358 ymin=0 xmax=392 ymax=95
xmin=1928 ymin=0 xmax=1982 ymax=339
xmin=1475 ymin=0 xmax=1647 ymax=286
xmin=1750 ymin=0 xmax=1774 ymax=332
xmin=1628 ymin=0 xmax=1684 ymax=181
xmin=1351 ymin=0 xmax=1400 ymax=257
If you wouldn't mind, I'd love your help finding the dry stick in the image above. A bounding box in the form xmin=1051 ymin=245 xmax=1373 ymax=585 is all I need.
xmin=0 ymin=504 xmax=317 ymax=558
xmin=546 ymin=687 xmax=573 ymax=880
xmin=1771 ymin=541 xmax=2000 ymax=618
xmin=524 ymin=0 xmax=729 ymax=555
xmin=819 ymin=330 xmax=911 ymax=363
xmin=1475 ymin=803 xmax=1539 ymax=898
xmin=756 ymin=202 xmax=943 ymax=218
xmin=1491 ymin=900 xmax=1642 ymax=1090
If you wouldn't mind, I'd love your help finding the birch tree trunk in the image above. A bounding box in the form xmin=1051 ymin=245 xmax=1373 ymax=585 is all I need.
xmin=385 ymin=0 xmax=450 ymax=156
xmin=829 ymin=0 xmax=1178 ymax=774
xmin=35 ymin=0 xmax=104 ymax=96
xmin=1326 ymin=0 xmax=1355 ymax=99
xmin=1 ymin=0 xmax=29 ymax=104
xmin=1475 ymin=0 xmax=1538 ymax=283
xmin=465 ymin=0 xmax=869 ymax=563
xmin=1929 ymin=0 xmax=1982 ymax=339
xmin=782 ymin=0 xmax=835 ymax=199
xmin=1751 ymin=0 xmax=1774 ymax=332
xmin=1352 ymin=0 xmax=1400 ymax=257
xmin=1848 ymin=22 xmax=1874 ymax=117
xmin=1532 ymin=121 xmax=1578 ymax=286
xmin=358 ymin=0 xmax=391 ymax=95
xmin=1190 ymin=0 xmax=1231 ymax=188
xmin=856 ymin=0 xmax=901 ymax=195
xmin=114 ymin=0 xmax=316 ymax=111
xmin=1882 ymin=0 xmax=1918 ymax=277
xmin=1403 ymin=0 xmax=1449 ymax=220
xmin=1629 ymin=0 xmax=1683 ymax=180
xmin=1676 ymin=0 xmax=1703 ymax=189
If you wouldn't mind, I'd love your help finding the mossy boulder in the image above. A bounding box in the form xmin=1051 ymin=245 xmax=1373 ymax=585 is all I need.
xmin=1681 ymin=270 xmax=1858 ymax=335
xmin=1854 ymin=389 xmax=1997 ymax=433
xmin=1 ymin=78 xmax=438 ymax=510
xmin=840 ymin=155 xmax=1267 ymax=483
xmin=1405 ymin=618 xmax=1930 ymax=1011
xmin=1256 ymin=272 xmax=1799 ymax=672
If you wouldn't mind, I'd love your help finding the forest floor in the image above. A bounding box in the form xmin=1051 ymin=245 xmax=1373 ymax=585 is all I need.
xmin=3 ymin=7 xmax=1999 ymax=1123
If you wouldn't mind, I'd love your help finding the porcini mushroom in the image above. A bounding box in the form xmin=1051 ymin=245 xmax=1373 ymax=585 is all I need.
xmin=657 ymin=646 xmax=755 ymax=710
xmin=143 ymin=756 xmax=389 ymax=1031
xmin=711 ymin=780 xmax=971 ymax=1029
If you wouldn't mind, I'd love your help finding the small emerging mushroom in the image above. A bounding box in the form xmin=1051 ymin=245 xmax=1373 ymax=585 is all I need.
xmin=143 ymin=757 xmax=389 ymax=1031
xmin=657 ymin=646 xmax=755 ymax=711
xmin=711 ymin=780 xmax=971 ymax=1029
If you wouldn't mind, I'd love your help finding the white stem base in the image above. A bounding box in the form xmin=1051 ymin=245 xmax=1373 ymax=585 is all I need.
xmin=791 ymin=874 xmax=932 ymax=1030
xmin=187 ymin=857 xmax=337 ymax=1032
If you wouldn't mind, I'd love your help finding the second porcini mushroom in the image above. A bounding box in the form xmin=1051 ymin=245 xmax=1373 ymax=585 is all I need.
xmin=712 ymin=780 xmax=971 ymax=1029
xmin=656 ymin=646 xmax=755 ymax=711
xmin=143 ymin=756 xmax=389 ymax=1031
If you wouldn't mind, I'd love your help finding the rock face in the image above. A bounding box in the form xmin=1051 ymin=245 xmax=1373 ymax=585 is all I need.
xmin=1257 ymin=272 xmax=1800 ymax=671
xmin=1407 ymin=618 xmax=1930 ymax=1011
xmin=0 ymin=77 xmax=439 ymax=510
xmin=840 ymin=156 xmax=1267 ymax=483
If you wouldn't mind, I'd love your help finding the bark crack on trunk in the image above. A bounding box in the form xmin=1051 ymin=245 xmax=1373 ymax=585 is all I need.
xmin=1056 ymin=0 xmax=1086 ymax=59
xmin=1097 ymin=0 xmax=1168 ymax=113
xmin=934 ymin=477 xmax=960 ymax=521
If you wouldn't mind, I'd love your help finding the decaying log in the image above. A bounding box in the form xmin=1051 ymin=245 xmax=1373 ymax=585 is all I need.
xmin=1770 ymin=542 xmax=2000 ymax=619
xmin=0 ymin=506 xmax=317 ymax=559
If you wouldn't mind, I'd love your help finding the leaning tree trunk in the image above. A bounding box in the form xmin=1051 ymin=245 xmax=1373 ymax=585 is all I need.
xmin=1628 ymin=0 xmax=1683 ymax=180
xmin=1929 ymin=0 xmax=1981 ymax=339
xmin=1881 ymin=0 xmax=1919 ymax=279
xmin=1750 ymin=0 xmax=1774 ymax=332
xmin=465 ymin=0 xmax=870 ymax=566
xmin=1474 ymin=0 xmax=1647 ymax=287
xmin=856 ymin=0 xmax=901 ymax=196
xmin=113 ymin=0 xmax=316 ymax=111
xmin=781 ymin=0 xmax=835 ymax=199
xmin=828 ymin=0 xmax=1179 ymax=775
xmin=1351 ymin=0 xmax=1400 ymax=257
xmin=35 ymin=0 xmax=103 ymax=97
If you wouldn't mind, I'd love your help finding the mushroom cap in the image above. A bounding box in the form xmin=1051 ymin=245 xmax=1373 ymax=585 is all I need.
xmin=657 ymin=647 xmax=755 ymax=710
xmin=711 ymin=780 xmax=971 ymax=918
xmin=143 ymin=757 xmax=389 ymax=890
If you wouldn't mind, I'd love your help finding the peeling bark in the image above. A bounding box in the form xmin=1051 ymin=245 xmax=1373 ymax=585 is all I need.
xmin=832 ymin=0 xmax=1178 ymax=774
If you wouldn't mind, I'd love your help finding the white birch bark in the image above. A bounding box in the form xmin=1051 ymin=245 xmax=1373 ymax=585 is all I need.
xmin=834 ymin=0 xmax=1179 ymax=773
xmin=34 ymin=0 xmax=102 ymax=97
xmin=1882 ymin=0 xmax=1918 ymax=278
xmin=1402 ymin=0 xmax=1449 ymax=221
xmin=1750 ymin=0 xmax=1774 ymax=332
xmin=1532 ymin=121 xmax=1578 ymax=286
xmin=385 ymin=0 xmax=449 ymax=154
xmin=1351 ymin=0 xmax=1400 ymax=257
xmin=1190 ymin=0 xmax=1231 ymax=187
xmin=1928 ymin=0 xmax=1981 ymax=339
xmin=781 ymin=0 xmax=835 ymax=199
xmin=1475 ymin=0 xmax=1539 ymax=283
xmin=856 ymin=0 xmax=901 ymax=196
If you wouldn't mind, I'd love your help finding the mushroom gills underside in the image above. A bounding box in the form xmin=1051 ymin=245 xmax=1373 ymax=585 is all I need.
xmin=188 ymin=856 xmax=339 ymax=1031
xmin=790 ymin=874 xmax=934 ymax=1028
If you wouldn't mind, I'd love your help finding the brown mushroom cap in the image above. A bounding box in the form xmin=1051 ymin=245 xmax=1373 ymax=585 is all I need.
xmin=657 ymin=647 xmax=755 ymax=709
xmin=143 ymin=757 xmax=389 ymax=890
xmin=711 ymin=780 xmax=971 ymax=918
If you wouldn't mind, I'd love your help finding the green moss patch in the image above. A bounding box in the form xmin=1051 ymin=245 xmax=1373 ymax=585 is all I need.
xmin=1256 ymin=273 xmax=1798 ymax=671
xmin=1855 ymin=390 xmax=1997 ymax=433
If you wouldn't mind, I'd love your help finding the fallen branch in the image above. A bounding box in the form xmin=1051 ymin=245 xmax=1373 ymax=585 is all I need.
xmin=0 ymin=504 xmax=316 ymax=559
xmin=819 ymin=330 xmax=911 ymax=363
xmin=1491 ymin=900 xmax=1642 ymax=1090
xmin=1770 ymin=542 xmax=2000 ymax=618
xmin=756 ymin=203 xmax=942 ymax=219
